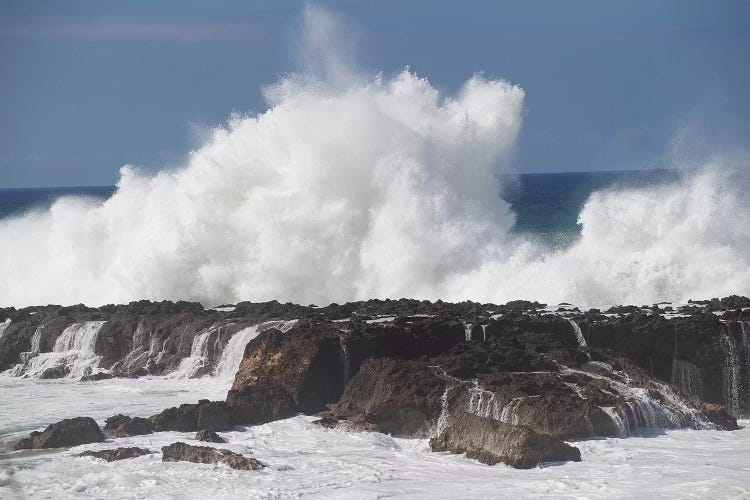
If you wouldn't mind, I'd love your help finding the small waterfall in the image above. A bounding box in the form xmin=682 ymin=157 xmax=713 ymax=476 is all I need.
xmin=721 ymin=329 xmax=742 ymax=416
xmin=18 ymin=324 xmax=46 ymax=363
xmin=464 ymin=324 xmax=472 ymax=341
xmin=432 ymin=367 xmax=509 ymax=431
xmin=467 ymin=380 xmax=500 ymax=419
xmin=0 ymin=318 xmax=10 ymax=340
xmin=671 ymin=358 xmax=704 ymax=398
xmin=339 ymin=335 xmax=351 ymax=387
xmin=463 ymin=323 xmax=486 ymax=342
xmin=562 ymin=365 xmax=711 ymax=436
xmin=169 ymin=326 xmax=218 ymax=379
xmin=499 ymin=397 xmax=526 ymax=425
xmin=568 ymin=319 xmax=589 ymax=350
xmin=116 ymin=321 xmax=152 ymax=374
xmin=212 ymin=320 xmax=298 ymax=382
xmin=3 ymin=321 xmax=106 ymax=379
xmin=432 ymin=366 xmax=464 ymax=436
xmin=600 ymin=407 xmax=628 ymax=437
xmin=435 ymin=382 xmax=454 ymax=436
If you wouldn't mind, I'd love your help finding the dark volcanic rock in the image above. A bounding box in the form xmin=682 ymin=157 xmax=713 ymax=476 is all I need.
xmin=311 ymin=415 xmax=341 ymax=429
xmin=3 ymin=296 xmax=749 ymax=433
xmin=324 ymin=358 xmax=446 ymax=437
xmin=150 ymin=401 xmax=234 ymax=432
xmin=81 ymin=372 xmax=114 ymax=382
xmin=15 ymin=417 xmax=106 ymax=450
xmin=103 ymin=415 xmax=154 ymax=438
xmin=701 ymin=404 xmax=739 ymax=431
xmin=430 ymin=413 xmax=581 ymax=468
xmin=161 ymin=442 xmax=264 ymax=470
xmin=226 ymin=386 xmax=298 ymax=425
xmin=231 ymin=320 xmax=357 ymax=414
xmin=79 ymin=447 xmax=153 ymax=462
xmin=230 ymin=316 xmax=465 ymax=417
xmin=150 ymin=404 xmax=200 ymax=432
xmin=197 ymin=400 xmax=234 ymax=431
xmin=196 ymin=429 xmax=226 ymax=443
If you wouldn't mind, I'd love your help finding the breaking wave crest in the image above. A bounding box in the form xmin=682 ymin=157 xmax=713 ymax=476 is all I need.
xmin=0 ymin=8 xmax=748 ymax=308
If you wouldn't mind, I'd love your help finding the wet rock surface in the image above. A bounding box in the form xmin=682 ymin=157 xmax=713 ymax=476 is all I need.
xmin=2 ymin=296 xmax=749 ymax=467
xmin=103 ymin=414 xmax=155 ymax=438
xmin=161 ymin=442 xmax=264 ymax=471
xmin=79 ymin=447 xmax=154 ymax=462
xmin=149 ymin=400 xmax=235 ymax=432
xmin=429 ymin=413 xmax=582 ymax=468
xmin=196 ymin=429 xmax=226 ymax=443
xmin=14 ymin=417 xmax=106 ymax=450
xmin=1 ymin=296 xmax=747 ymax=419
xmin=323 ymin=358 xmax=446 ymax=437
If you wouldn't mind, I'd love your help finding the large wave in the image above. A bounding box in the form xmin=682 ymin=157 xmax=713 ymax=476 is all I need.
xmin=1 ymin=8 xmax=748 ymax=308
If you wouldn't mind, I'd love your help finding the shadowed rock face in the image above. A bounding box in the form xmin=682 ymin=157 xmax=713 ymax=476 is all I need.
xmin=14 ymin=417 xmax=105 ymax=450
xmin=104 ymin=415 xmax=154 ymax=438
xmin=150 ymin=400 xmax=234 ymax=432
xmin=701 ymin=404 xmax=739 ymax=430
xmin=579 ymin=310 xmax=750 ymax=415
xmin=229 ymin=316 xmax=469 ymax=419
xmin=429 ymin=414 xmax=581 ymax=468
xmin=2 ymin=298 xmax=748 ymax=415
xmin=231 ymin=320 xmax=344 ymax=414
xmin=323 ymin=358 xmax=447 ymax=437
xmin=196 ymin=429 xmax=226 ymax=443
xmin=225 ymin=386 xmax=297 ymax=426
xmin=161 ymin=442 xmax=264 ymax=471
xmin=79 ymin=447 xmax=153 ymax=462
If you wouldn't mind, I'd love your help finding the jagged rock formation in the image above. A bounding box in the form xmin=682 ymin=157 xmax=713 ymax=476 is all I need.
xmin=2 ymin=296 xmax=749 ymax=465
xmin=2 ymin=297 xmax=747 ymax=420
xmin=103 ymin=414 xmax=155 ymax=438
xmin=196 ymin=429 xmax=226 ymax=443
xmin=149 ymin=400 xmax=234 ymax=432
xmin=14 ymin=417 xmax=105 ymax=450
xmin=429 ymin=414 xmax=581 ymax=468
xmin=161 ymin=442 xmax=265 ymax=471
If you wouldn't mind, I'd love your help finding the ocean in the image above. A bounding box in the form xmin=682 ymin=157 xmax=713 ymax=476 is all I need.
xmin=2 ymin=170 xmax=750 ymax=499
xmin=0 ymin=65 xmax=746 ymax=310
xmin=0 ymin=169 xmax=680 ymax=240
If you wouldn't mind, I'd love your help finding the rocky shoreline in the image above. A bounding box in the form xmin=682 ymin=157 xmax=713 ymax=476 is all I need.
xmin=1 ymin=296 xmax=748 ymax=469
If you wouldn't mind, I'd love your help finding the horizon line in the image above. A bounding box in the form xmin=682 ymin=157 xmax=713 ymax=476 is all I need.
xmin=0 ymin=167 xmax=683 ymax=190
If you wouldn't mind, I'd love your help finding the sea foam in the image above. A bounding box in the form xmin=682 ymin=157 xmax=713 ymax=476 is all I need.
xmin=0 ymin=7 xmax=748 ymax=309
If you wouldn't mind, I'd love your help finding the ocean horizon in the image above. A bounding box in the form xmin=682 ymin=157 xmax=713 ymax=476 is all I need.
xmin=0 ymin=168 xmax=682 ymax=242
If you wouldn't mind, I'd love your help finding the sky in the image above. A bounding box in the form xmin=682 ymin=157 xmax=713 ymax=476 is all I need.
xmin=0 ymin=0 xmax=748 ymax=187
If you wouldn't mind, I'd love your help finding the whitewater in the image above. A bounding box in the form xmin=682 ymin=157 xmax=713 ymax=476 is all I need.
xmin=0 ymin=375 xmax=748 ymax=499
xmin=0 ymin=8 xmax=748 ymax=308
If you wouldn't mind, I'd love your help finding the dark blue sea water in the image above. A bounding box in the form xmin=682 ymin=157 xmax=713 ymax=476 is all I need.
xmin=0 ymin=170 xmax=679 ymax=237
xmin=0 ymin=186 xmax=116 ymax=220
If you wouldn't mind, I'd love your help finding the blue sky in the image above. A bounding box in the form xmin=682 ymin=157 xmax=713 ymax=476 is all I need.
xmin=1 ymin=0 xmax=748 ymax=187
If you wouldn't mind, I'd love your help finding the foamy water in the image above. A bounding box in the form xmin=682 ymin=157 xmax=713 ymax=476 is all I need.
xmin=0 ymin=378 xmax=749 ymax=499
xmin=1 ymin=6 xmax=748 ymax=309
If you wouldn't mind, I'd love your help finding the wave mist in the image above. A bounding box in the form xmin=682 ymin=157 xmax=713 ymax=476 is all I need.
xmin=1 ymin=7 xmax=748 ymax=308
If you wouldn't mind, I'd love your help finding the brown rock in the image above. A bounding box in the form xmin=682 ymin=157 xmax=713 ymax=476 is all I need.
xmin=324 ymin=358 xmax=446 ymax=437
xmin=429 ymin=413 xmax=581 ymax=469
xmin=79 ymin=447 xmax=153 ymax=462
xmin=161 ymin=442 xmax=264 ymax=471
xmin=104 ymin=414 xmax=154 ymax=437
xmin=196 ymin=429 xmax=226 ymax=443
xmin=14 ymin=417 xmax=106 ymax=450
xmin=702 ymin=403 xmax=739 ymax=430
